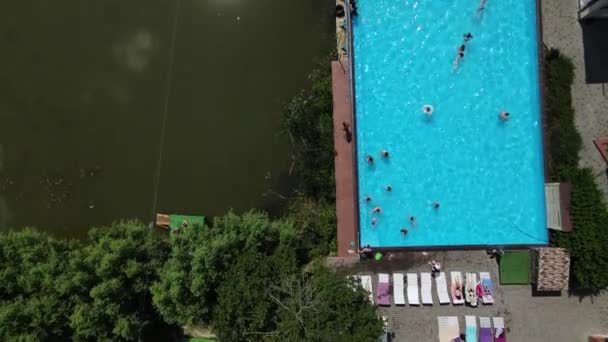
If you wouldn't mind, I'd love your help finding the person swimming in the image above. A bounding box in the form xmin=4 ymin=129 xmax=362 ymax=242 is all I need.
xmin=380 ymin=149 xmax=390 ymax=158
xmin=499 ymin=111 xmax=510 ymax=121
xmin=364 ymin=195 xmax=372 ymax=202
xmin=366 ymin=154 xmax=374 ymax=164
xmin=463 ymin=32 xmax=473 ymax=42
xmin=372 ymin=206 xmax=382 ymax=213
xmin=477 ymin=0 xmax=487 ymax=15
xmin=432 ymin=202 xmax=440 ymax=209
xmin=385 ymin=185 xmax=392 ymax=192
xmin=453 ymin=44 xmax=466 ymax=69
xmin=400 ymin=228 xmax=408 ymax=236
xmin=421 ymin=104 xmax=434 ymax=116
xmin=372 ymin=218 xmax=378 ymax=226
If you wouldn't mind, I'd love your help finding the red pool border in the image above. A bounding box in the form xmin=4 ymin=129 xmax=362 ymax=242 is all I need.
xmin=333 ymin=61 xmax=359 ymax=257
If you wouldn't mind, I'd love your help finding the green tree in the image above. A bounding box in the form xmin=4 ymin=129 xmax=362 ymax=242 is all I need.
xmin=152 ymin=211 xmax=301 ymax=339
xmin=282 ymin=54 xmax=336 ymax=201
xmin=269 ymin=267 xmax=383 ymax=342
xmin=68 ymin=221 xmax=171 ymax=341
xmin=0 ymin=229 xmax=75 ymax=341
xmin=286 ymin=195 xmax=337 ymax=258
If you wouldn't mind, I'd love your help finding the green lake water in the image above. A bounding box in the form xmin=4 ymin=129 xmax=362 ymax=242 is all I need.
xmin=0 ymin=0 xmax=334 ymax=237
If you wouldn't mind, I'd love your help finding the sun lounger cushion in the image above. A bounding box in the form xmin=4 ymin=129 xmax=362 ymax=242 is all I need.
xmin=437 ymin=316 xmax=460 ymax=342
xmin=435 ymin=272 xmax=450 ymax=304
xmin=466 ymin=273 xmax=478 ymax=307
xmin=493 ymin=317 xmax=506 ymax=342
xmin=393 ymin=273 xmax=405 ymax=305
xmin=465 ymin=315 xmax=477 ymax=342
xmin=407 ymin=273 xmax=420 ymax=305
xmin=360 ymin=275 xmax=374 ymax=304
xmin=377 ymin=273 xmax=391 ymax=306
xmin=479 ymin=317 xmax=492 ymax=342
xmin=421 ymin=272 xmax=433 ymax=304
xmin=450 ymin=272 xmax=465 ymax=305
xmin=479 ymin=272 xmax=494 ymax=304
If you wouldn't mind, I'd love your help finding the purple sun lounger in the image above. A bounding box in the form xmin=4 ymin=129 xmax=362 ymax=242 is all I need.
xmin=479 ymin=317 xmax=492 ymax=342
xmin=376 ymin=273 xmax=391 ymax=306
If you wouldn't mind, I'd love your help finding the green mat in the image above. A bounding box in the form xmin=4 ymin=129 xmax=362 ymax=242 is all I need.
xmin=499 ymin=250 xmax=531 ymax=284
xmin=169 ymin=214 xmax=205 ymax=231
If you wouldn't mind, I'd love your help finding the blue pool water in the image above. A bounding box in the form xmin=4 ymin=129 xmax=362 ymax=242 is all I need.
xmin=353 ymin=0 xmax=547 ymax=247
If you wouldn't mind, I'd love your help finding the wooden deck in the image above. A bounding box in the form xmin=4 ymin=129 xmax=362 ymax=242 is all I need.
xmin=332 ymin=61 xmax=359 ymax=257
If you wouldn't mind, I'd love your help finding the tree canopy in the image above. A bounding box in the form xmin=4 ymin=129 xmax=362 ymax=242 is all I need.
xmin=0 ymin=229 xmax=74 ymax=341
xmin=270 ymin=267 xmax=383 ymax=342
xmin=152 ymin=211 xmax=302 ymax=339
xmin=68 ymin=221 xmax=171 ymax=341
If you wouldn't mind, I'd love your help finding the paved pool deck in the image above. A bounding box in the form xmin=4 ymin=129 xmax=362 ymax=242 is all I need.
xmin=335 ymin=250 xmax=608 ymax=341
xmin=542 ymin=0 xmax=608 ymax=198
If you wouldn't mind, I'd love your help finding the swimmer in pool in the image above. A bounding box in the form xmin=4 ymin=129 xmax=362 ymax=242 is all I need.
xmin=453 ymin=44 xmax=466 ymax=69
xmin=372 ymin=206 xmax=382 ymax=213
xmin=422 ymin=105 xmax=434 ymax=117
xmin=499 ymin=111 xmax=510 ymax=121
xmin=477 ymin=0 xmax=487 ymax=15
xmin=366 ymin=155 xmax=374 ymax=164
xmin=380 ymin=150 xmax=390 ymax=158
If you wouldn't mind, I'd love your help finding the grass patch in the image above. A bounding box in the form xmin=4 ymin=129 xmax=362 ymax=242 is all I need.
xmin=499 ymin=250 xmax=530 ymax=285
xmin=545 ymin=48 xmax=608 ymax=293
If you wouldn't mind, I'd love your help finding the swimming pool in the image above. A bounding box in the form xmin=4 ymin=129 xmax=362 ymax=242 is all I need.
xmin=353 ymin=0 xmax=547 ymax=247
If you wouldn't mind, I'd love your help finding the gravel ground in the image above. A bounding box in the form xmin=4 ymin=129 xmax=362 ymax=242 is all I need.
xmin=335 ymin=250 xmax=608 ymax=341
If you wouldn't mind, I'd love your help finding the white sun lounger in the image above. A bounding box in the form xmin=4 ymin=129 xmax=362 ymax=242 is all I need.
xmin=393 ymin=273 xmax=405 ymax=305
xmin=421 ymin=272 xmax=433 ymax=305
xmin=437 ymin=316 xmax=460 ymax=342
xmin=435 ymin=272 xmax=450 ymax=304
xmin=479 ymin=317 xmax=492 ymax=342
xmin=377 ymin=273 xmax=391 ymax=306
xmin=465 ymin=272 xmax=478 ymax=307
xmin=450 ymin=272 xmax=465 ymax=305
xmin=360 ymin=275 xmax=374 ymax=304
xmin=479 ymin=272 xmax=494 ymax=304
xmin=493 ymin=317 xmax=506 ymax=341
xmin=466 ymin=315 xmax=478 ymax=342
xmin=407 ymin=273 xmax=420 ymax=305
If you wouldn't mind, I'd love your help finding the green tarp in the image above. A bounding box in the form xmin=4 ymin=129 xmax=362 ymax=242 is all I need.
xmin=169 ymin=214 xmax=205 ymax=231
xmin=499 ymin=250 xmax=531 ymax=284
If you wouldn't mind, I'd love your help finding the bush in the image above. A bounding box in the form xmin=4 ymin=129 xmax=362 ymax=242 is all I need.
xmin=282 ymin=54 xmax=336 ymax=202
xmin=286 ymin=195 xmax=337 ymax=259
xmin=553 ymin=168 xmax=608 ymax=292
xmin=544 ymin=49 xmax=581 ymax=177
xmin=545 ymin=49 xmax=608 ymax=293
